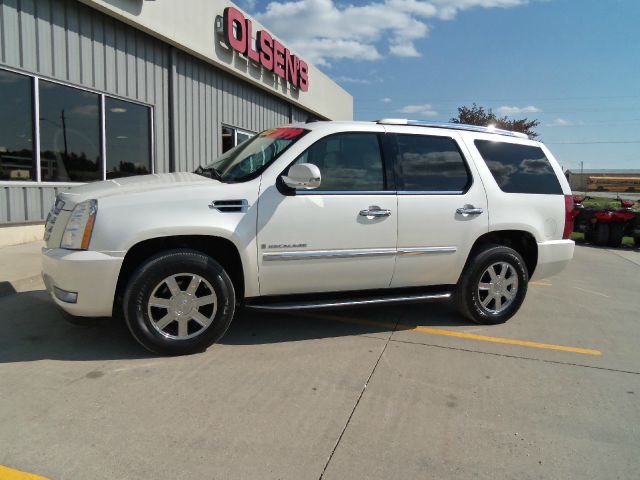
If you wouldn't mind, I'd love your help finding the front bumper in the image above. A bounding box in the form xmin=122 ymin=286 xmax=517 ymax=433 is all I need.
xmin=42 ymin=248 xmax=124 ymax=317
xmin=530 ymin=239 xmax=575 ymax=281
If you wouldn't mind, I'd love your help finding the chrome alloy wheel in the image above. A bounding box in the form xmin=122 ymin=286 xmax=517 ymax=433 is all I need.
xmin=147 ymin=273 xmax=218 ymax=339
xmin=477 ymin=262 xmax=519 ymax=315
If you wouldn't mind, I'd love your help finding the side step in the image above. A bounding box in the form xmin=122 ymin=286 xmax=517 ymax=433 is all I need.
xmin=245 ymin=291 xmax=452 ymax=311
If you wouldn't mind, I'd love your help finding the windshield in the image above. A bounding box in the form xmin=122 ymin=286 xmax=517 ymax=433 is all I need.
xmin=195 ymin=127 xmax=308 ymax=182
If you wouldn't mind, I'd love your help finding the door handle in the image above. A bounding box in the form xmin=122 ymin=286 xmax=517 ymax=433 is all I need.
xmin=359 ymin=206 xmax=391 ymax=217
xmin=456 ymin=205 xmax=484 ymax=216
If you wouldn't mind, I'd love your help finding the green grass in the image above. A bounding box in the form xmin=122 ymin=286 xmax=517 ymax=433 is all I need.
xmin=574 ymin=195 xmax=639 ymax=211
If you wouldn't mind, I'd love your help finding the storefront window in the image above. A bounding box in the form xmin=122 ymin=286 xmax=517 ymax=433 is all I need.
xmin=39 ymin=81 xmax=101 ymax=182
xmin=222 ymin=125 xmax=255 ymax=153
xmin=0 ymin=70 xmax=34 ymax=181
xmin=105 ymin=98 xmax=151 ymax=179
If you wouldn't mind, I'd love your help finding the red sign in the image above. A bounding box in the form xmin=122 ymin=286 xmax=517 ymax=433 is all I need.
xmin=222 ymin=7 xmax=309 ymax=92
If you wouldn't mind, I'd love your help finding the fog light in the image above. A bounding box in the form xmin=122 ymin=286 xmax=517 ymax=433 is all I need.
xmin=53 ymin=286 xmax=78 ymax=304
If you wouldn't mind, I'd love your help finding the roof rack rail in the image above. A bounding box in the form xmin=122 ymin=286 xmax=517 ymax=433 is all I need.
xmin=375 ymin=119 xmax=529 ymax=139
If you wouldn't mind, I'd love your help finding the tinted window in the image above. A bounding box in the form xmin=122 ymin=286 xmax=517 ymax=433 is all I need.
xmin=0 ymin=70 xmax=34 ymax=181
xmin=105 ymin=98 xmax=151 ymax=179
xmin=294 ymin=132 xmax=384 ymax=191
xmin=475 ymin=140 xmax=562 ymax=194
xmin=40 ymin=81 xmax=101 ymax=182
xmin=395 ymin=134 xmax=469 ymax=192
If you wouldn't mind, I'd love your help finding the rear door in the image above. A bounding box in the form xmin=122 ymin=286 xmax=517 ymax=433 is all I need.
xmin=384 ymin=128 xmax=489 ymax=287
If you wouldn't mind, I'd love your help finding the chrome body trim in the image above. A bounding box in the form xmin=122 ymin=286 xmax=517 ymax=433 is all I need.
xmin=246 ymin=292 xmax=452 ymax=310
xmin=263 ymin=248 xmax=396 ymax=262
xmin=398 ymin=247 xmax=457 ymax=255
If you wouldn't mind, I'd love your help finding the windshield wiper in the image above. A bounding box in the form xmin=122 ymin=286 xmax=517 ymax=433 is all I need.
xmin=194 ymin=165 xmax=224 ymax=182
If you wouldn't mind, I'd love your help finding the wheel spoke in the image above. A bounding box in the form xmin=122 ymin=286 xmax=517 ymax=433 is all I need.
xmin=186 ymin=275 xmax=201 ymax=295
xmin=494 ymin=295 xmax=502 ymax=310
xmin=155 ymin=312 xmax=175 ymax=330
xmin=191 ymin=311 xmax=212 ymax=328
xmin=503 ymin=290 xmax=514 ymax=300
xmin=481 ymin=295 xmax=493 ymax=308
xmin=478 ymin=282 xmax=492 ymax=290
xmin=165 ymin=276 xmax=181 ymax=296
xmin=488 ymin=265 xmax=498 ymax=281
xmin=149 ymin=297 xmax=171 ymax=309
xmin=505 ymin=276 xmax=518 ymax=287
xmin=178 ymin=318 xmax=189 ymax=337
xmin=194 ymin=294 xmax=216 ymax=307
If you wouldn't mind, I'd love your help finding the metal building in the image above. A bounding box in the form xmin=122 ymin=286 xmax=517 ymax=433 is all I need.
xmin=0 ymin=0 xmax=352 ymax=243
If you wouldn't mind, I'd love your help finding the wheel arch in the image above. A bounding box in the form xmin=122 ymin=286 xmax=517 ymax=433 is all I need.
xmin=461 ymin=230 xmax=538 ymax=280
xmin=113 ymin=235 xmax=245 ymax=317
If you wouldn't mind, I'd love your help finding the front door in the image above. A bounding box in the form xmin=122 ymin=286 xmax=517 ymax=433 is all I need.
xmin=257 ymin=130 xmax=397 ymax=296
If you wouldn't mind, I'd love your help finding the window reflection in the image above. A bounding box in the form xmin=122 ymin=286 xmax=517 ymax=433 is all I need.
xmin=105 ymin=98 xmax=151 ymax=179
xmin=39 ymin=80 xmax=101 ymax=182
xmin=396 ymin=135 xmax=469 ymax=192
xmin=0 ymin=70 xmax=34 ymax=181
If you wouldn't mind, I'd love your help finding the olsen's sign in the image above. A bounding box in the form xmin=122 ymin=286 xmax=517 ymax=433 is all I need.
xmin=222 ymin=7 xmax=309 ymax=92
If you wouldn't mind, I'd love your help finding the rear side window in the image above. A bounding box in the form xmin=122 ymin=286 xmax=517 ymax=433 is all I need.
xmin=474 ymin=140 xmax=562 ymax=194
xmin=395 ymin=134 xmax=470 ymax=192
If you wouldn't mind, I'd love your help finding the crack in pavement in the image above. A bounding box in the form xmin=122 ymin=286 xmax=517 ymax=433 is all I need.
xmin=386 ymin=337 xmax=640 ymax=375
xmin=318 ymin=318 xmax=400 ymax=479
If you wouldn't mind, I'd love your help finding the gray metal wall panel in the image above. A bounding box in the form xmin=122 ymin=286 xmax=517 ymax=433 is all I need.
xmin=0 ymin=0 xmax=314 ymax=225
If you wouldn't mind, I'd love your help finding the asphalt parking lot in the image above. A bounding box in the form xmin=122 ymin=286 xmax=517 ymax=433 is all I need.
xmin=1 ymin=242 xmax=639 ymax=479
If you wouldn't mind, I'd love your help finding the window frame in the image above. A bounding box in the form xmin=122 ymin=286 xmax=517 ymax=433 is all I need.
xmin=221 ymin=124 xmax=256 ymax=153
xmin=389 ymin=132 xmax=474 ymax=195
xmin=279 ymin=131 xmax=395 ymax=196
xmin=0 ymin=65 xmax=155 ymax=186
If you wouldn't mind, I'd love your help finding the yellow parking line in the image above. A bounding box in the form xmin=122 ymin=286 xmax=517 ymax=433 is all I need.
xmin=0 ymin=465 xmax=50 ymax=480
xmin=299 ymin=313 xmax=602 ymax=356
xmin=530 ymin=281 xmax=552 ymax=286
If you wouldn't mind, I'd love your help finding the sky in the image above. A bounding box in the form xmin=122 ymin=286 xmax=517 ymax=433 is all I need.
xmin=239 ymin=0 xmax=640 ymax=171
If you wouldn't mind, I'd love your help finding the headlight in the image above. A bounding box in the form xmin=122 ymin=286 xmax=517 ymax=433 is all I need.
xmin=61 ymin=199 xmax=98 ymax=250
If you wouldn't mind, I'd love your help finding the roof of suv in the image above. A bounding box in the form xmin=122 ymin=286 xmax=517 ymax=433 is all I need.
xmin=292 ymin=119 xmax=530 ymax=140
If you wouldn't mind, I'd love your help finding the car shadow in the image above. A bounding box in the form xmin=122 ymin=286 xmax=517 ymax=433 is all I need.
xmin=0 ymin=290 xmax=152 ymax=364
xmin=221 ymin=301 xmax=469 ymax=346
xmin=0 ymin=290 xmax=470 ymax=362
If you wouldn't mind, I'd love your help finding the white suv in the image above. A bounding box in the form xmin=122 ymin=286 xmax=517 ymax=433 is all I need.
xmin=42 ymin=120 xmax=575 ymax=355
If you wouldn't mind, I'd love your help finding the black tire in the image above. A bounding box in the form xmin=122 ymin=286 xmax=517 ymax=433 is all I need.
xmin=123 ymin=249 xmax=236 ymax=355
xmin=607 ymin=223 xmax=624 ymax=248
xmin=634 ymin=235 xmax=640 ymax=248
xmin=455 ymin=244 xmax=528 ymax=325
xmin=593 ymin=222 xmax=610 ymax=246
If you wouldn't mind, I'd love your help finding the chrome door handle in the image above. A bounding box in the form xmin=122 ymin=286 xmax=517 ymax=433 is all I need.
xmin=359 ymin=206 xmax=391 ymax=217
xmin=456 ymin=205 xmax=484 ymax=216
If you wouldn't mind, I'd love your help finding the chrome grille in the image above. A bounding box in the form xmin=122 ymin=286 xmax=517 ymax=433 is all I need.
xmin=44 ymin=196 xmax=65 ymax=241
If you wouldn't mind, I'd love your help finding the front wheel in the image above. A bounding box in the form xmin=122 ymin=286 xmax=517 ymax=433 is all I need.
xmin=593 ymin=222 xmax=610 ymax=246
xmin=123 ymin=249 xmax=236 ymax=355
xmin=607 ymin=223 xmax=624 ymax=248
xmin=456 ymin=244 xmax=529 ymax=325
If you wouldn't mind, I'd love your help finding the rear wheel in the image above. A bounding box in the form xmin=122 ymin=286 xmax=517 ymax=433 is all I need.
xmin=607 ymin=223 xmax=624 ymax=248
xmin=123 ymin=249 xmax=236 ymax=355
xmin=456 ymin=244 xmax=528 ymax=325
xmin=593 ymin=222 xmax=610 ymax=246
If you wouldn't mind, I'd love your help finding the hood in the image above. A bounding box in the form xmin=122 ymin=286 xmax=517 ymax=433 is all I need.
xmin=58 ymin=173 xmax=217 ymax=209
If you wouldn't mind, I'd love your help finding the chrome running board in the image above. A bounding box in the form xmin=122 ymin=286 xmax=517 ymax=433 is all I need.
xmin=245 ymin=291 xmax=452 ymax=311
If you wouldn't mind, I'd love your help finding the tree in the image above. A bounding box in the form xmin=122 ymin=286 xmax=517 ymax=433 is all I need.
xmin=450 ymin=103 xmax=540 ymax=139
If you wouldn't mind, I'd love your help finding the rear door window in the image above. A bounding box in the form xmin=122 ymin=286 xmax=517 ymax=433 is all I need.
xmin=394 ymin=134 xmax=470 ymax=192
xmin=474 ymin=140 xmax=562 ymax=194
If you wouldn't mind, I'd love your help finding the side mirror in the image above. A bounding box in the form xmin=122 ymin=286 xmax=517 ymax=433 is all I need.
xmin=282 ymin=163 xmax=321 ymax=190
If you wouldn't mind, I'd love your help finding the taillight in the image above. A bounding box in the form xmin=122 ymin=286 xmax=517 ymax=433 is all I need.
xmin=563 ymin=194 xmax=574 ymax=239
